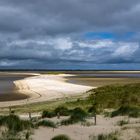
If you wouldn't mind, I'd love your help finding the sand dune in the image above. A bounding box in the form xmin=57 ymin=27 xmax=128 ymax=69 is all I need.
xmin=0 ymin=74 xmax=93 ymax=107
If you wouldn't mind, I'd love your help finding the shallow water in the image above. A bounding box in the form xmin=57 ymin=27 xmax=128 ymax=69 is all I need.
xmin=71 ymin=73 xmax=140 ymax=78
xmin=0 ymin=73 xmax=30 ymax=101
xmin=67 ymin=73 xmax=140 ymax=87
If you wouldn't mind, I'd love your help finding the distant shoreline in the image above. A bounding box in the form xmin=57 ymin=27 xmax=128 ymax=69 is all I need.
xmin=0 ymin=69 xmax=140 ymax=72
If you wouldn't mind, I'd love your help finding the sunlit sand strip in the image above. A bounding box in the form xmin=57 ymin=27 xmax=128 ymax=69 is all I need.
xmin=0 ymin=72 xmax=40 ymax=76
xmin=0 ymin=74 xmax=94 ymax=107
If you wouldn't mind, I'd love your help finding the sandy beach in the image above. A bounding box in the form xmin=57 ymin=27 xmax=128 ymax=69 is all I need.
xmin=0 ymin=74 xmax=93 ymax=107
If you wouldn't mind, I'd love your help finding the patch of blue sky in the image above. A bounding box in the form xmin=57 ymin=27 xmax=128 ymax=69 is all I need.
xmin=84 ymin=32 xmax=135 ymax=41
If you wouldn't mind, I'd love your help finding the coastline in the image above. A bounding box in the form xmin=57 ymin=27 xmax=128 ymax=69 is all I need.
xmin=0 ymin=71 xmax=140 ymax=107
xmin=0 ymin=74 xmax=94 ymax=107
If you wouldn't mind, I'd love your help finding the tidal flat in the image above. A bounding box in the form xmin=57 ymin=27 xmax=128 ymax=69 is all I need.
xmin=1 ymin=71 xmax=140 ymax=102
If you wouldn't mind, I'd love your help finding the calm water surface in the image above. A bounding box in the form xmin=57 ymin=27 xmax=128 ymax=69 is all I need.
xmin=67 ymin=72 xmax=140 ymax=87
xmin=0 ymin=73 xmax=30 ymax=101
xmin=72 ymin=73 xmax=140 ymax=78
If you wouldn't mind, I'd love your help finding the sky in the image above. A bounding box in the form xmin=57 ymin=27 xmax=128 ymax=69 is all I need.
xmin=0 ymin=0 xmax=140 ymax=70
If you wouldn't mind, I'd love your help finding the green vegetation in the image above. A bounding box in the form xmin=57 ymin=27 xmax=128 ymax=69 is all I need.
xmin=117 ymin=120 xmax=129 ymax=126
xmin=41 ymin=107 xmax=89 ymax=126
xmin=70 ymin=107 xmax=87 ymax=122
xmin=91 ymin=132 xmax=118 ymax=140
xmin=88 ymin=83 xmax=140 ymax=117
xmin=11 ymin=83 xmax=139 ymax=117
xmin=42 ymin=106 xmax=70 ymax=118
xmin=111 ymin=106 xmax=140 ymax=117
xmin=1 ymin=83 xmax=140 ymax=118
xmin=54 ymin=106 xmax=70 ymax=116
xmin=42 ymin=110 xmax=56 ymax=118
xmin=38 ymin=120 xmax=56 ymax=128
xmin=46 ymin=71 xmax=64 ymax=75
xmin=0 ymin=130 xmax=32 ymax=140
xmin=0 ymin=115 xmax=33 ymax=140
xmin=8 ymin=93 xmax=87 ymax=114
xmin=61 ymin=107 xmax=88 ymax=125
xmin=0 ymin=82 xmax=140 ymax=139
xmin=89 ymin=83 xmax=140 ymax=109
xmin=0 ymin=115 xmax=32 ymax=132
xmin=51 ymin=134 xmax=71 ymax=140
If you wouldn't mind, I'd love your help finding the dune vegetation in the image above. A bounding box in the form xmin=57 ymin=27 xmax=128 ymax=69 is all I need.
xmin=51 ymin=134 xmax=71 ymax=140
xmin=7 ymin=83 xmax=140 ymax=117
xmin=0 ymin=83 xmax=140 ymax=139
xmin=88 ymin=83 xmax=140 ymax=117
xmin=0 ymin=115 xmax=33 ymax=140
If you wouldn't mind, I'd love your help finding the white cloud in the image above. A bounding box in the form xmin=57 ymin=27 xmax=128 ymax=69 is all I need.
xmin=77 ymin=40 xmax=114 ymax=49
xmin=0 ymin=36 xmax=139 ymax=67
xmin=112 ymin=42 xmax=139 ymax=57
xmin=48 ymin=37 xmax=72 ymax=50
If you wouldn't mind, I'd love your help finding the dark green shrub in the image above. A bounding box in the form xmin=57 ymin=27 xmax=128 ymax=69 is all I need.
xmin=92 ymin=133 xmax=118 ymax=140
xmin=51 ymin=134 xmax=71 ymax=140
xmin=38 ymin=120 xmax=56 ymax=128
xmin=42 ymin=110 xmax=56 ymax=118
xmin=61 ymin=107 xmax=88 ymax=125
xmin=98 ymin=134 xmax=117 ymax=140
xmin=88 ymin=106 xmax=96 ymax=113
xmin=111 ymin=106 xmax=140 ymax=117
xmin=54 ymin=106 xmax=70 ymax=116
xmin=70 ymin=107 xmax=87 ymax=122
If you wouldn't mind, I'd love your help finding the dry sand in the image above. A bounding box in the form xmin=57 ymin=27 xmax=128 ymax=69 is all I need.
xmin=32 ymin=115 xmax=140 ymax=140
xmin=0 ymin=74 xmax=93 ymax=107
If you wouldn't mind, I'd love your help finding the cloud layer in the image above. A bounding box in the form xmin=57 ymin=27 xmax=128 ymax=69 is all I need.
xmin=0 ymin=0 xmax=140 ymax=69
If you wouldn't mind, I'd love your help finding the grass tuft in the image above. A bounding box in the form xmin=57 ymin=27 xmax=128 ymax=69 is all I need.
xmin=38 ymin=120 xmax=56 ymax=128
xmin=54 ymin=106 xmax=70 ymax=116
xmin=51 ymin=134 xmax=71 ymax=140
xmin=91 ymin=132 xmax=118 ymax=140
xmin=61 ymin=107 xmax=88 ymax=125
xmin=0 ymin=115 xmax=32 ymax=132
xmin=42 ymin=110 xmax=56 ymax=118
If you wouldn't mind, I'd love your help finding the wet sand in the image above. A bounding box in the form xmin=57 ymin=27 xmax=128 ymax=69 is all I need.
xmin=68 ymin=77 xmax=140 ymax=87
xmin=0 ymin=71 xmax=140 ymax=106
xmin=0 ymin=74 xmax=93 ymax=107
xmin=0 ymin=72 xmax=39 ymax=101
xmin=64 ymin=71 xmax=140 ymax=87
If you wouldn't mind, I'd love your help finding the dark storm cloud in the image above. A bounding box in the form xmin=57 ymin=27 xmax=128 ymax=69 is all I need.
xmin=1 ymin=0 xmax=140 ymax=35
xmin=0 ymin=0 xmax=140 ymax=69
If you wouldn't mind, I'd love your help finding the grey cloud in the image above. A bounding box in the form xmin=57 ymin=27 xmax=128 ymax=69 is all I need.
xmin=1 ymin=0 xmax=140 ymax=36
xmin=0 ymin=0 xmax=140 ymax=69
xmin=0 ymin=38 xmax=139 ymax=65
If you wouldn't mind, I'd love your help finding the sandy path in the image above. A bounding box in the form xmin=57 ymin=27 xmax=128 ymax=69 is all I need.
xmin=0 ymin=74 xmax=93 ymax=107
xmin=32 ymin=116 xmax=140 ymax=140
